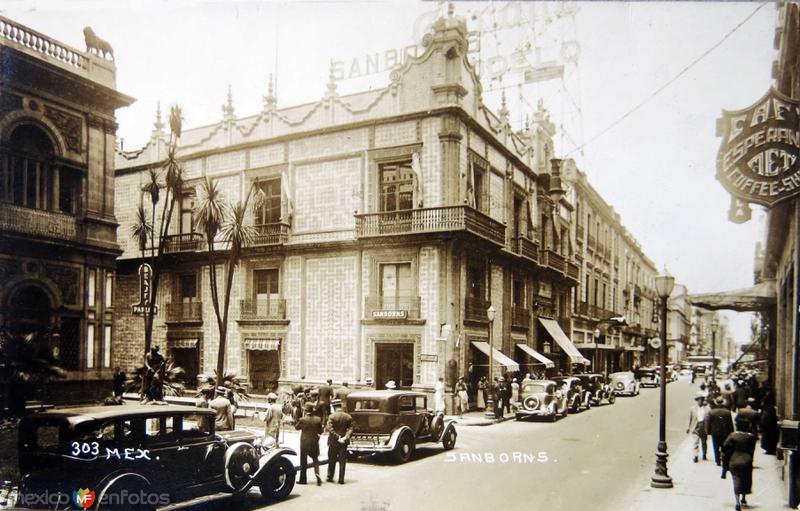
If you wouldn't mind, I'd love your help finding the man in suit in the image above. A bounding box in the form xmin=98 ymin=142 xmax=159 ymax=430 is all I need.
xmin=736 ymin=397 xmax=760 ymax=437
xmin=295 ymin=402 xmax=323 ymax=485
xmin=209 ymin=387 xmax=235 ymax=431
xmin=317 ymin=379 xmax=334 ymax=425
xmin=687 ymin=393 xmax=710 ymax=462
xmin=705 ymin=396 xmax=734 ymax=466
xmin=326 ymin=408 xmax=354 ymax=484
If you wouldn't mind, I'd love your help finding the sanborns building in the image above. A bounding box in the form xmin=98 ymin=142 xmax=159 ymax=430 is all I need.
xmin=113 ymin=12 xmax=585 ymax=406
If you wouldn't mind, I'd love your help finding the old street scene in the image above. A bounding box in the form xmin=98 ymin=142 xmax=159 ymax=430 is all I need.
xmin=1 ymin=1 xmax=800 ymax=510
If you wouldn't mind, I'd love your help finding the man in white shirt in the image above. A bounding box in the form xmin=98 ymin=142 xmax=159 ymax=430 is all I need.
xmin=687 ymin=392 xmax=710 ymax=463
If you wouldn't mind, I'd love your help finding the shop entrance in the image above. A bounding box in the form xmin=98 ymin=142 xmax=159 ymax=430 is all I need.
xmin=170 ymin=348 xmax=199 ymax=388
xmin=248 ymin=349 xmax=280 ymax=394
xmin=375 ymin=343 xmax=414 ymax=389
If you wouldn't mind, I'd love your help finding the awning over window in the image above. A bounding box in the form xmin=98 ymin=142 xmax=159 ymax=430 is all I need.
xmin=516 ymin=344 xmax=555 ymax=368
xmin=471 ymin=341 xmax=520 ymax=372
xmin=690 ymin=279 xmax=775 ymax=312
xmin=169 ymin=338 xmax=199 ymax=349
xmin=244 ymin=339 xmax=280 ymax=351
xmin=538 ymin=318 xmax=591 ymax=365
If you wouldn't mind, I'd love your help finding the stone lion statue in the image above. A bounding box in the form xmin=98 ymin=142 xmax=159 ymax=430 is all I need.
xmin=83 ymin=26 xmax=114 ymax=60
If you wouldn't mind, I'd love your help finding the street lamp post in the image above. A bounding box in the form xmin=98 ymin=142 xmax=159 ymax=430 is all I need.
xmin=651 ymin=268 xmax=675 ymax=489
xmin=711 ymin=316 xmax=719 ymax=385
xmin=485 ymin=305 xmax=497 ymax=419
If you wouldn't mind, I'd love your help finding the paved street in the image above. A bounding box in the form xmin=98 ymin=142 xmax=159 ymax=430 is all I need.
xmin=182 ymin=379 xmax=695 ymax=511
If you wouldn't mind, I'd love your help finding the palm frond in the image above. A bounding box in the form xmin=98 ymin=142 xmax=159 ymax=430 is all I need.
xmin=164 ymin=150 xmax=184 ymax=196
xmin=198 ymin=370 xmax=249 ymax=401
xmin=142 ymin=168 xmax=162 ymax=206
xmin=220 ymin=201 xmax=256 ymax=262
xmin=125 ymin=359 xmax=186 ymax=397
xmin=169 ymin=105 xmax=183 ymax=139
xmin=130 ymin=205 xmax=153 ymax=251
xmin=194 ymin=178 xmax=230 ymax=240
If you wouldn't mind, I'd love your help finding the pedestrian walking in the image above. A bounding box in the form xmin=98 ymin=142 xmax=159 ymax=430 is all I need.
xmin=500 ymin=377 xmax=510 ymax=415
xmin=455 ymin=377 xmax=469 ymax=417
xmin=736 ymin=398 xmax=760 ymax=437
xmin=760 ymin=389 xmax=779 ymax=455
xmin=263 ymin=393 xmax=283 ymax=446
xmin=326 ymin=408 xmax=354 ymax=484
xmin=732 ymin=379 xmax=750 ymax=411
xmin=511 ymin=378 xmax=520 ymax=410
xmin=705 ymin=396 xmax=734 ymax=466
xmin=209 ymin=387 xmax=235 ymax=431
xmin=196 ymin=386 xmax=214 ymax=408
xmin=477 ymin=376 xmax=486 ymax=410
xmin=492 ymin=377 xmax=502 ymax=419
xmin=721 ymin=416 xmax=758 ymax=511
xmin=334 ymin=381 xmax=353 ymax=402
xmin=686 ymin=392 xmax=710 ymax=462
xmin=434 ymin=377 xmax=446 ymax=414
xmin=295 ymin=402 xmax=323 ymax=486
xmin=317 ymin=379 xmax=334 ymax=425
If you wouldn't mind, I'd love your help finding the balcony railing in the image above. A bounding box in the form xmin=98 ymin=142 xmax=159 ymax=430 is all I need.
xmin=588 ymin=234 xmax=596 ymax=249
xmin=465 ymin=296 xmax=491 ymax=322
xmin=250 ymin=223 xmax=289 ymax=246
xmin=164 ymin=232 xmax=203 ymax=253
xmin=166 ymin=301 xmax=203 ymax=323
xmin=0 ymin=16 xmax=88 ymax=71
xmin=364 ymin=295 xmax=421 ymax=320
xmin=566 ymin=260 xmax=580 ymax=281
xmin=511 ymin=236 xmax=539 ymax=263
xmin=239 ymin=298 xmax=286 ymax=320
xmin=576 ymin=225 xmax=585 ymax=240
xmin=0 ymin=203 xmax=80 ymax=242
xmin=511 ymin=305 xmax=530 ymax=329
xmin=355 ymin=206 xmax=505 ymax=246
xmin=540 ymin=249 xmax=565 ymax=273
xmin=576 ymin=301 xmax=589 ymax=316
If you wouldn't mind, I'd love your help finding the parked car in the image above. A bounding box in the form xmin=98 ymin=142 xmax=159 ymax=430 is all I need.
xmin=345 ymin=390 xmax=457 ymax=464
xmin=551 ymin=376 xmax=590 ymax=412
xmin=16 ymin=404 xmax=296 ymax=510
xmin=636 ymin=367 xmax=660 ymax=387
xmin=515 ymin=380 xmax=569 ymax=421
xmin=609 ymin=371 xmax=640 ymax=396
xmin=575 ymin=373 xmax=616 ymax=406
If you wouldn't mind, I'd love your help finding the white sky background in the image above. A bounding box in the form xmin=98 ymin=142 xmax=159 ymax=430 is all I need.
xmin=2 ymin=0 xmax=778 ymax=344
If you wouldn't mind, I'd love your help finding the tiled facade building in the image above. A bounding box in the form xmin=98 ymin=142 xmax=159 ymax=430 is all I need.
xmin=113 ymin=13 xmax=585 ymax=407
xmin=0 ymin=17 xmax=133 ymax=402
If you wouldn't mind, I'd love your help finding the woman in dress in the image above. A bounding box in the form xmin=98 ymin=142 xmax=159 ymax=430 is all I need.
xmin=722 ymin=416 xmax=758 ymax=510
xmin=511 ymin=378 xmax=520 ymax=410
xmin=477 ymin=377 xmax=486 ymax=410
xmin=455 ymin=377 xmax=469 ymax=418
xmin=434 ymin=377 xmax=446 ymax=414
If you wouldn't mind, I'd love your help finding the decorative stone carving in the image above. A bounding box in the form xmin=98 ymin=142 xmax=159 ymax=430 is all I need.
xmin=44 ymin=106 xmax=82 ymax=153
xmin=45 ymin=264 xmax=80 ymax=305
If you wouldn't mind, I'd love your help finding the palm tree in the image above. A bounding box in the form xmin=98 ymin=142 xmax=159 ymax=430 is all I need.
xmin=197 ymin=370 xmax=249 ymax=403
xmin=194 ymin=178 xmax=264 ymax=379
xmin=0 ymin=329 xmax=66 ymax=416
xmin=125 ymin=359 xmax=186 ymax=399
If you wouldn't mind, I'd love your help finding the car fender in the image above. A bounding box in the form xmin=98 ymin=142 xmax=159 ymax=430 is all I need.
xmin=244 ymin=447 xmax=297 ymax=492
xmin=96 ymin=471 xmax=152 ymax=505
xmin=389 ymin=425 xmax=414 ymax=450
xmin=436 ymin=420 xmax=457 ymax=442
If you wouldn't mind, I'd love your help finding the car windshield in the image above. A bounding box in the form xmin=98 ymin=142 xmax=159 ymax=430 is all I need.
xmin=522 ymin=383 xmax=549 ymax=394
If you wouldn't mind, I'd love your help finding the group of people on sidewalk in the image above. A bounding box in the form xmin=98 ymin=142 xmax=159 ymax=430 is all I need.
xmin=686 ymin=372 xmax=779 ymax=510
xmin=446 ymin=373 xmax=539 ymax=420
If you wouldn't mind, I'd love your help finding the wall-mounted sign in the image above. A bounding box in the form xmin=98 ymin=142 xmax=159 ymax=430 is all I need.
xmin=372 ymin=310 xmax=408 ymax=320
xmin=131 ymin=263 xmax=157 ymax=315
xmin=419 ymin=354 xmax=438 ymax=362
xmin=716 ymin=87 xmax=800 ymax=208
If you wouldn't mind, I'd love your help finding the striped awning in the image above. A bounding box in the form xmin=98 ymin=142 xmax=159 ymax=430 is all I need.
xmin=169 ymin=338 xmax=199 ymax=349
xmin=515 ymin=343 xmax=554 ymax=368
xmin=471 ymin=341 xmax=520 ymax=372
xmin=538 ymin=318 xmax=591 ymax=365
xmin=244 ymin=339 xmax=280 ymax=351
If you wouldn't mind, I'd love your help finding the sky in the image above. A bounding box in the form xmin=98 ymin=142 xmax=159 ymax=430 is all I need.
xmin=2 ymin=0 xmax=778 ymax=343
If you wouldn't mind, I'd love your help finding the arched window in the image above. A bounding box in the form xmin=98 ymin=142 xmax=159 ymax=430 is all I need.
xmin=1 ymin=124 xmax=81 ymax=214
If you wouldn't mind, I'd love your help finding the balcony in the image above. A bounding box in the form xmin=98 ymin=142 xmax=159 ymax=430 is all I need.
xmin=511 ymin=236 xmax=539 ymax=263
xmin=566 ymin=260 xmax=580 ymax=282
xmin=0 ymin=203 xmax=81 ymax=242
xmin=576 ymin=301 xmax=589 ymax=316
xmin=164 ymin=232 xmax=203 ymax=253
xmin=250 ymin=223 xmax=289 ymax=246
xmin=465 ymin=296 xmax=491 ymax=323
xmin=576 ymin=225 xmax=585 ymax=240
xmin=166 ymin=301 xmax=203 ymax=323
xmin=539 ymin=249 xmax=565 ymax=273
xmin=239 ymin=298 xmax=286 ymax=321
xmin=511 ymin=305 xmax=530 ymax=329
xmin=364 ymin=295 xmax=421 ymax=320
xmin=588 ymin=305 xmax=615 ymax=320
xmin=355 ymin=206 xmax=505 ymax=246
xmin=588 ymin=234 xmax=596 ymax=250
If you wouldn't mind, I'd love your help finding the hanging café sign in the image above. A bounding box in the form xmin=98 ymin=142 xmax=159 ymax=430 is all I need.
xmin=717 ymin=87 xmax=800 ymax=219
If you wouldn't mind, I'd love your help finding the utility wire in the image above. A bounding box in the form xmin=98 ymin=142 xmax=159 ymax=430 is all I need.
xmin=564 ymin=0 xmax=770 ymax=157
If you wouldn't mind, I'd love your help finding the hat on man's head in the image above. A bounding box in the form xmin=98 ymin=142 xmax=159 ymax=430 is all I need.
xmin=714 ymin=396 xmax=725 ymax=406
xmin=266 ymin=393 xmax=278 ymax=402
xmin=304 ymin=402 xmax=315 ymax=413
xmin=386 ymin=380 xmax=397 ymax=389
xmin=694 ymin=393 xmax=705 ymax=401
xmin=747 ymin=397 xmax=757 ymax=405
xmin=216 ymin=386 xmax=227 ymax=395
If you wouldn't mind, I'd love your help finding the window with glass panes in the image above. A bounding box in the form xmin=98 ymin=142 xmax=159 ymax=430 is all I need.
xmin=379 ymin=162 xmax=414 ymax=212
xmin=379 ymin=263 xmax=411 ymax=309
xmin=179 ymin=194 xmax=196 ymax=234
xmin=254 ymin=268 xmax=279 ymax=316
xmin=255 ymin=179 xmax=281 ymax=225
xmin=178 ymin=274 xmax=197 ymax=302
xmin=512 ymin=279 xmax=524 ymax=307
xmin=467 ymin=265 xmax=485 ymax=300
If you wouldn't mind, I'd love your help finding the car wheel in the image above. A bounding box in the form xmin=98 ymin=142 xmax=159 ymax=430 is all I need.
xmin=441 ymin=428 xmax=457 ymax=450
xmin=259 ymin=456 xmax=296 ymax=502
xmin=393 ymin=433 xmax=415 ymax=464
xmin=96 ymin=476 xmax=156 ymax=511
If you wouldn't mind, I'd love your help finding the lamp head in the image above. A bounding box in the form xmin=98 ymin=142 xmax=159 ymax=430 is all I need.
xmin=654 ymin=266 xmax=675 ymax=299
xmin=487 ymin=305 xmax=496 ymax=322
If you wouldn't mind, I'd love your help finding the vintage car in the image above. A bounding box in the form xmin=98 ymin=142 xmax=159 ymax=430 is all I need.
xmin=574 ymin=373 xmax=616 ymax=406
xmin=551 ymin=376 xmax=590 ymax=412
xmin=609 ymin=371 xmax=640 ymax=396
xmin=636 ymin=367 xmax=660 ymax=387
xmin=16 ymin=404 xmax=296 ymax=510
xmin=345 ymin=390 xmax=457 ymax=463
xmin=515 ymin=380 xmax=569 ymax=421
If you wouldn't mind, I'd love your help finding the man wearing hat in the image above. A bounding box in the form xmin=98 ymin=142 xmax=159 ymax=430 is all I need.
xmin=263 ymin=393 xmax=283 ymax=445
xmin=326 ymin=406 xmax=354 ymax=484
xmin=736 ymin=398 xmax=760 ymax=437
xmin=317 ymin=379 xmax=334 ymax=425
xmin=705 ymin=395 xmax=734 ymax=466
xmin=687 ymin=393 xmax=710 ymax=462
xmin=295 ymin=402 xmax=323 ymax=485
xmin=210 ymin=387 xmax=235 ymax=431
xmin=385 ymin=380 xmax=397 ymax=390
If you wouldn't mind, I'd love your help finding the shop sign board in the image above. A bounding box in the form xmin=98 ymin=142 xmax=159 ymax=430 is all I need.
xmin=716 ymin=87 xmax=800 ymax=208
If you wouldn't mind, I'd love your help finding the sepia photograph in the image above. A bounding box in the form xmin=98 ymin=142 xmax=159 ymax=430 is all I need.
xmin=0 ymin=0 xmax=797 ymax=509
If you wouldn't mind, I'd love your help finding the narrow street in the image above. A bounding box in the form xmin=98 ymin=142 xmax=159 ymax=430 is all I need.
xmin=222 ymin=379 xmax=694 ymax=511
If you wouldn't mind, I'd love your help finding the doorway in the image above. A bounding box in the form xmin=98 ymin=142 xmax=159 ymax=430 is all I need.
xmin=375 ymin=343 xmax=414 ymax=389
xmin=248 ymin=350 xmax=280 ymax=394
xmin=170 ymin=348 xmax=199 ymax=388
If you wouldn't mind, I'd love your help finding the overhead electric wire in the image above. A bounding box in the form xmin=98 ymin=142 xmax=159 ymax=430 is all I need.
xmin=564 ymin=0 xmax=770 ymax=157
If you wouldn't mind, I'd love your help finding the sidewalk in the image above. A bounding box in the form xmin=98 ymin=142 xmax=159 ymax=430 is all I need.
xmin=445 ymin=409 xmax=515 ymax=426
xmin=624 ymin=434 xmax=789 ymax=510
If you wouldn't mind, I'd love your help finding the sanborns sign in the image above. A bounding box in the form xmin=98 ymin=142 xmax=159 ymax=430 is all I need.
xmin=717 ymin=87 xmax=800 ymax=207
